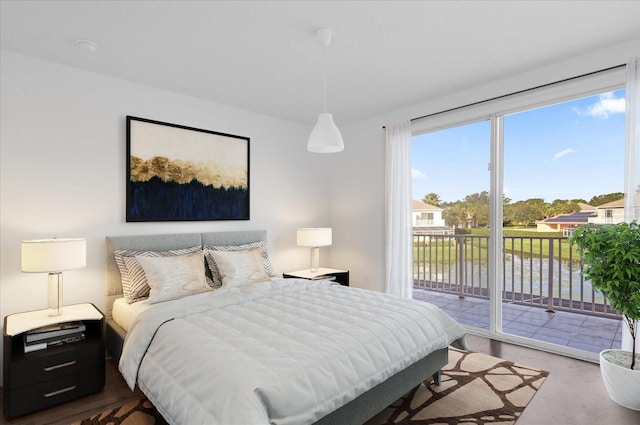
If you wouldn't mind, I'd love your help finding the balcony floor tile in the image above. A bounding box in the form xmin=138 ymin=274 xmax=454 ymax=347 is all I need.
xmin=533 ymin=327 xmax=576 ymax=340
xmin=414 ymin=288 xmax=624 ymax=355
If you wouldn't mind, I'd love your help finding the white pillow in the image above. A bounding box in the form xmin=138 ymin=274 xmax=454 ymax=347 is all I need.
xmin=115 ymin=245 xmax=202 ymax=303
xmin=204 ymin=241 xmax=277 ymax=288
xmin=136 ymin=250 xmax=211 ymax=303
xmin=208 ymin=249 xmax=270 ymax=288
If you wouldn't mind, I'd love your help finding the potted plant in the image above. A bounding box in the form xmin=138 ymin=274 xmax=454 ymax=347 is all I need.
xmin=569 ymin=221 xmax=640 ymax=410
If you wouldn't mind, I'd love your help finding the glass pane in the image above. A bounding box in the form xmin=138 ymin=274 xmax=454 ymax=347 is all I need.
xmin=412 ymin=120 xmax=491 ymax=330
xmin=502 ymin=89 xmax=625 ymax=354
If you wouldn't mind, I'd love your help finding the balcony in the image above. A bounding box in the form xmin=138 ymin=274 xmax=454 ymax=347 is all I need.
xmin=412 ymin=232 xmax=625 ymax=354
xmin=588 ymin=216 xmax=623 ymax=224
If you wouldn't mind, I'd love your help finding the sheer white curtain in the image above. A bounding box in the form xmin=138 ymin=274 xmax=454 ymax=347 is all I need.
xmin=623 ymin=58 xmax=640 ymax=353
xmin=385 ymin=121 xmax=413 ymax=298
xmin=625 ymin=57 xmax=640 ymax=222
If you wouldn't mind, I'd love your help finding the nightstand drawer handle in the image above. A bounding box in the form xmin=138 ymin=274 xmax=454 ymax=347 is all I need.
xmin=43 ymin=360 xmax=76 ymax=372
xmin=44 ymin=385 xmax=76 ymax=398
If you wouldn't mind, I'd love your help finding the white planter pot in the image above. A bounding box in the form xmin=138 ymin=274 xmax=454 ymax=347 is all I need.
xmin=599 ymin=349 xmax=640 ymax=411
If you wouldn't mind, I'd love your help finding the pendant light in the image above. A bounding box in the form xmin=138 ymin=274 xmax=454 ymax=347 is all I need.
xmin=308 ymin=28 xmax=344 ymax=153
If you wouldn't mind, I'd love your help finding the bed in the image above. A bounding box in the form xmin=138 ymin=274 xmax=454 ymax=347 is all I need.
xmin=105 ymin=230 xmax=466 ymax=425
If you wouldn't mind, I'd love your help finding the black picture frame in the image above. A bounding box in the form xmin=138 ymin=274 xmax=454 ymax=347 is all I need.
xmin=126 ymin=116 xmax=250 ymax=222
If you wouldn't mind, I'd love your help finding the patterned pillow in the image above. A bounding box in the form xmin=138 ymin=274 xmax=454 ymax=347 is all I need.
xmin=207 ymin=249 xmax=270 ymax=288
xmin=114 ymin=246 xmax=202 ymax=303
xmin=136 ymin=251 xmax=212 ymax=303
xmin=204 ymin=240 xmax=277 ymax=288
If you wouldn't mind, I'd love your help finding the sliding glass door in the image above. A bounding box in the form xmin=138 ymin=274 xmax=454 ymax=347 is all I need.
xmin=410 ymin=66 xmax=628 ymax=359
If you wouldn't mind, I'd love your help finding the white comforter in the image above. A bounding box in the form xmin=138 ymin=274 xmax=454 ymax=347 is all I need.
xmin=120 ymin=279 xmax=465 ymax=425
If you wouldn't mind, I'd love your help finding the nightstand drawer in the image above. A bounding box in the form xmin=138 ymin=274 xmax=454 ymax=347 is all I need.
xmin=10 ymin=340 xmax=102 ymax=389
xmin=9 ymin=367 xmax=105 ymax=417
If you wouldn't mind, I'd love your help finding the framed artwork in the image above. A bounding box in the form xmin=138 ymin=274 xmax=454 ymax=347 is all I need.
xmin=126 ymin=116 xmax=250 ymax=221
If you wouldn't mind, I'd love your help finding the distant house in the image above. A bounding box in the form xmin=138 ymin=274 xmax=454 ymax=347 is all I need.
xmin=537 ymin=198 xmax=626 ymax=234
xmin=588 ymin=198 xmax=625 ymax=224
xmin=536 ymin=203 xmax=597 ymax=234
xmin=412 ymin=200 xmax=454 ymax=235
xmin=536 ymin=211 xmax=596 ymax=234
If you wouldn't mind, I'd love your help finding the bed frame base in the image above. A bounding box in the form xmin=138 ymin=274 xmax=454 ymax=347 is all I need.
xmin=313 ymin=347 xmax=447 ymax=425
xmin=106 ymin=319 xmax=127 ymax=363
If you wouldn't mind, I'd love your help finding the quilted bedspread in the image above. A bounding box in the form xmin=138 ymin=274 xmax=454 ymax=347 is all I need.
xmin=119 ymin=279 xmax=466 ymax=425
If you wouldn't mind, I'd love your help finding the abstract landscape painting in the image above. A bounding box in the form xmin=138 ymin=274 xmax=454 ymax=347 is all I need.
xmin=126 ymin=116 xmax=249 ymax=221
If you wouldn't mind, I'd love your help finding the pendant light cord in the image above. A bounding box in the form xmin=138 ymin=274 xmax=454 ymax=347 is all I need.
xmin=323 ymin=44 xmax=327 ymax=113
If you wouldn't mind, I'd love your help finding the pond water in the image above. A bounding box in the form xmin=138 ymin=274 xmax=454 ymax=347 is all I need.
xmin=415 ymin=255 xmax=604 ymax=304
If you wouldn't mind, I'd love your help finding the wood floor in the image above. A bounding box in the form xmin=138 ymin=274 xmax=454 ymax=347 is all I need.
xmin=1 ymin=335 xmax=639 ymax=425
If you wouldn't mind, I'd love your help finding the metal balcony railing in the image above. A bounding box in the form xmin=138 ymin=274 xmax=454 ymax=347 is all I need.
xmin=412 ymin=233 xmax=620 ymax=318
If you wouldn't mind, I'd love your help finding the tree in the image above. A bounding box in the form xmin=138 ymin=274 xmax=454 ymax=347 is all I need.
xmin=569 ymin=222 xmax=640 ymax=369
xmin=422 ymin=193 xmax=441 ymax=207
xmin=545 ymin=199 xmax=580 ymax=217
xmin=588 ymin=192 xmax=624 ymax=206
xmin=443 ymin=203 xmax=466 ymax=228
xmin=464 ymin=191 xmax=490 ymax=227
xmin=505 ymin=200 xmax=545 ymax=225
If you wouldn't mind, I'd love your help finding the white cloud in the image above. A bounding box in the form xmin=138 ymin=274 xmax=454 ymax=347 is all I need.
xmin=554 ymin=148 xmax=575 ymax=160
xmin=412 ymin=168 xmax=427 ymax=179
xmin=582 ymin=92 xmax=626 ymax=119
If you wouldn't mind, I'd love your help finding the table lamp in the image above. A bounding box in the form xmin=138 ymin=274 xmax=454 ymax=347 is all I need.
xmin=21 ymin=238 xmax=86 ymax=316
xmin=297 ymin=228 xmax=332 ymax=272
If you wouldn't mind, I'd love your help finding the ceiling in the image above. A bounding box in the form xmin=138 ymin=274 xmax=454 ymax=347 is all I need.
xmin=1 ymin=1 xmax=639 ymax=126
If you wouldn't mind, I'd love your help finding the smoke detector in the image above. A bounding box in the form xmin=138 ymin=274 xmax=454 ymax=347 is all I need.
xmin=75 ymin=39 xmax=98 ymax=53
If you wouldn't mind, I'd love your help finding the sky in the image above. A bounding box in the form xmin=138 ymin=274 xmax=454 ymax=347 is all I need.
xmin=412 ymin=89 xmax=626 ymax=204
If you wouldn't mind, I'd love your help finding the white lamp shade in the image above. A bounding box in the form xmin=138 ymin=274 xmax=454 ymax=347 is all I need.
xmin=297 ymin=228 xmax=332 ymax=247
xmin=307 ymin=113 xmax=344 ymax=153
xmin=21 ymin=238 xmax=87 ymax=273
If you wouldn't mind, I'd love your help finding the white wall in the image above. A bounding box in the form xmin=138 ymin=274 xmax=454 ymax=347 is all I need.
xmin=0 ymin=51 xmax=335 ymax=380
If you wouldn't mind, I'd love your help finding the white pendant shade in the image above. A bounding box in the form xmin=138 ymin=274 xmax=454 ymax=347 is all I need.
xmin=307 ymin=113 xmax=344 ymax=153
xmin=307 ymin=28 xmax=344 ymax=153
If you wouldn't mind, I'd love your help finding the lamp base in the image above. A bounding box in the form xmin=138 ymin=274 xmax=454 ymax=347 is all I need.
xmin=310 ymin=247 xmax=320 ymax=273
xmin=48 ymin=272 xmax=63 ymax=316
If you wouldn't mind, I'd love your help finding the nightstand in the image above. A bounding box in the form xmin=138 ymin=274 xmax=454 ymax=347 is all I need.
xmin=283 ymin=267 xmax=349 ymax=286
xmin=3 ymin=303 xmax=105 ymax=417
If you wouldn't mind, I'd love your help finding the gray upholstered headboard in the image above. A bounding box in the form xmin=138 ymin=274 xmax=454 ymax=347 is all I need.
xmin=104 ymin=230 xmax=267 ymax=319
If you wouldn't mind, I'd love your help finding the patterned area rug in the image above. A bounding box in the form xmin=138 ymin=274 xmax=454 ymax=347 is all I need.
xmin=366 ymin=347 xmax=549 ymax=424
xmin=72 ymin=348 xmax=547 ymax=425
xmin=70 ymin=399 xmax=167 ymax=425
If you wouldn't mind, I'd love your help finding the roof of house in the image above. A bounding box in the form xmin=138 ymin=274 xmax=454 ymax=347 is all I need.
xmin=596 ymin=198 xmax=624 ymax=209
xmin=541 ymin=211 xmax=596 ymax=224
xmin=577 ymin=202 xmax=596 ymax=211
xmin=412 ymin=200 xmax=442 ymax=211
